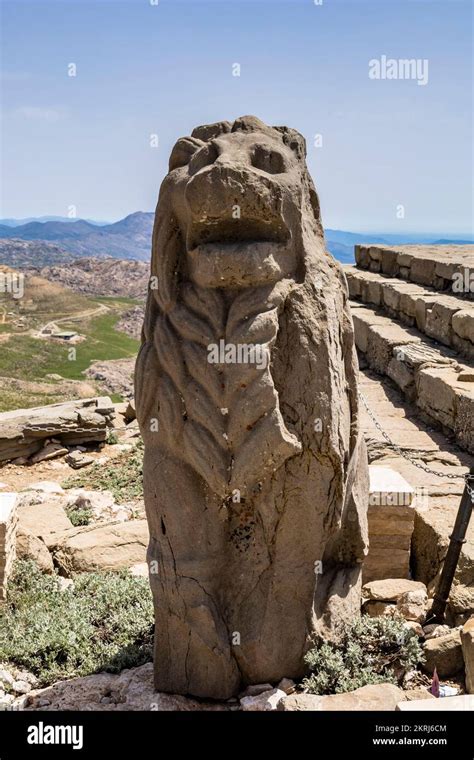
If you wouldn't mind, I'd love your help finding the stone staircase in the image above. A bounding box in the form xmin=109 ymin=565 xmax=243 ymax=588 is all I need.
xmin=347 ymin=245 xmax=474 ymax=623
xmin=345 ymin=245 xmax=474 ymax=454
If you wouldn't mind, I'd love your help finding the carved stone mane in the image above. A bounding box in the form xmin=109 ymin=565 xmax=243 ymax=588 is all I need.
xmin=149 ymin=278 xmax=301 ymax=498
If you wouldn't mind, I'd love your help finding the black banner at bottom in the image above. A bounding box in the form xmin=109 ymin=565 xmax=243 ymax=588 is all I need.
xmin=0 ymin=709 xmax=471 ymax=757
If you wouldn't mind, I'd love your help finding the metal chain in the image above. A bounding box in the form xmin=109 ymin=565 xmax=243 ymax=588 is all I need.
xmin=359 ymin=390 xmax=469 ymax=484
xmin=24 ymin=424 xmax=137 ymax=434
xmin=467 ymin=479 xmax=474 ymax=503
xmin=19 ymin=396 xmax=474 ymax=502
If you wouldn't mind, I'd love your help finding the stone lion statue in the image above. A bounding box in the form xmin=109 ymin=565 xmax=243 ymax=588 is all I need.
xmin=135 ymin=115 xmax=369 ymax=699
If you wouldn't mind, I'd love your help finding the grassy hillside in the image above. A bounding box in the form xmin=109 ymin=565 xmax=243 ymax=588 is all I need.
xmin=0 ymin=266 xmax=93 ymax=330
xmin=0 ymin=308 xmax=139 ymax=382
xmin=0 ymin=269 xmax=140 ymax=411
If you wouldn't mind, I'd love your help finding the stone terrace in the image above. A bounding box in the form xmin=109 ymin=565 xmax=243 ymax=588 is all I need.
xmin=346 ymin=245 xmax=474 ymax=623
xmin=346 ymin=245 xmax=474 ymax=454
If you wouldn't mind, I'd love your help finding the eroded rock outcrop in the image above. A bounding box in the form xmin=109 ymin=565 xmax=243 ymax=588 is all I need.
xmin=135 ymin=116 xmax=369 ymax=698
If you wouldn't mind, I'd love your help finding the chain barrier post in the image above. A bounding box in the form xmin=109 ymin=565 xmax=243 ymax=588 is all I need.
xmin=358 ymin=390 xmax=473 ymax=623
xmin=428 ymin=469 xmax=474 ymax=623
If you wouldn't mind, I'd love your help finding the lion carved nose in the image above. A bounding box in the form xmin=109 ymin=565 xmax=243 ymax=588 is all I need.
xmin=188 ymin=141 xmax=247 ymax=176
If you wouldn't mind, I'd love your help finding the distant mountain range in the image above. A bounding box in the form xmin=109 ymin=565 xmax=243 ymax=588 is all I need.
xmin=0 ymin=212 xmax=471 ymax=267
xmin=0 ymin=216 xmax=109 ymax=226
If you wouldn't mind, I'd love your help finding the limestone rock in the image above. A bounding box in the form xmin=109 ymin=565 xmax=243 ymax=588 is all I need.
xmin=362 ymin=601 xmax=396 ymax=618
xmin=403 ymin=621 xmax=424 ymax=637
xmin=239 ymin=683 xmax=273 ymax=697
xmin=25 ymin=663 xmax=231 ymax=711
xmin=397 ymin=695 xmax=474 ymax=711
xmin=25 ymin=481 xmax=64 ymax=495
xmin=50 ymin=519 xmax=148 ymax=575
xmin=423 ymin=624 xmax=451 ymax=640
xmin=135 ymin=116 xmax=369 ymax=699
xmin=240 ymin=688 xmax=286 ymax=711
xmin=279 ymin=683 xmax=406 ymax=711
xmin=396 ymin=588 xmax=428 ymax=623
xmin=404 ymin=688 xmax=436 ymax=701
xmin=362 ymin=579 xmax=427 ymax=603
xmin=422 ymin=630 xmax=464 ymax=678
xmin=30 ymin=443 xmax=69 ymax=463
xmin=461 ymin=617 xmax=474 ymax=694
xmin=65 ymin=450 xmax=94 ymax=469
xmin=0 ymin=397 xmax=115 ymax=463
xmin=412 ymin=503 xmax=474 ymax=607
xmin=129 ymin=562 xmax=149 ymax=578
xmin=0 ymin=492 xmax=18 ymax=600
xmin=16 ymin=527 xmax=54 ymax=573
xmin=17 ymin=501 xmax=73 ymax=541
xmin=364 ymin=467 xmax=416 ymax=583
xmin=277 ymin=678 xmax=295 ymax=694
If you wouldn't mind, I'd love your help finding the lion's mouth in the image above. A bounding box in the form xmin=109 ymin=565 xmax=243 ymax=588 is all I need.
xmin=187 ymin=217 xmax=290 ymax=253
xmin=186 ymin=218 xmax=295 ymax=289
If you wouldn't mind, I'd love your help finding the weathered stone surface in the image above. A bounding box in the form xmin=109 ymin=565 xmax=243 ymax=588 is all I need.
xmin=363 ymin=467 xmax=416 ymax=583
xmin=17 ymin=501 xmax=73 ymax=541
xmin=352 ymin=300 xmax=474 ymax=452
xmin=135 ymin=116 xmax=369 ymax=699
xmin=353 ymin=245 xmax=474 ymax=297
xmin=279 ymin=683 xmax=406 ymax=711
xmin=362 ymin=579 xmax=427 ymax=603
xmin=50 ymin=519 xmax=148 ymax=575
xmin=452 ymin=310 xmax=474 ymax=344
xmin=422 ymin=630 xmax=464 ymax=678
xmin=423 ymin=623 xmax=451 ymax=640
xmin=65 ymin=450 xmax=95 ymax=469
xmin=25 ymin=663 xmax=231 ymax=711
xmin=65 ymin=489 xmax=133 ymax=524
xmin=30 ymin=443 xmax=69 ymax=463
xmin=362 ymin=601 xmax=396 ymax=618
xmin=0 ymin=493 xmax=17 ymax=600
xmin=404 ymin=688 xmax=436 ymax=701
xmin=240 ymin=688 xmax=286 ymax=711
xmin=396 ymin=588 xmax=428 ymax=623
xmin=0 ymin=397 xmax=115 ymax=463
xmin=16 ymin=527 xmax=54 ymax=574
xmin=368 ymin=466 xmax=414 ymax=506
xmin=461 ymin=617 xmax=474 ymax=694
xmin=397 ymin=695 xmax=474 ymax=711
xmin=412 ymin=500 xmax=474 ymax=607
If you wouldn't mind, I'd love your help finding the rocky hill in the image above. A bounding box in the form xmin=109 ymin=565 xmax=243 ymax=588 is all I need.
xmin=0 ymin=239 xmax=76 ymax=268
xmin=0 ymin=212 xmax=154 ymax=260
xmin=25 ymin=258 xmax=149 ymax=299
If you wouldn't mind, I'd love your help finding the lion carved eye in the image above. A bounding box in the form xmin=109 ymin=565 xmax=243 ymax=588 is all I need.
xmin=168 ymin=137 xmax=205 ymax=172
xmin=188 ymin=143 xmax=219 ymax=176
xmin=250 ymin=145 xmax=286 ymax=175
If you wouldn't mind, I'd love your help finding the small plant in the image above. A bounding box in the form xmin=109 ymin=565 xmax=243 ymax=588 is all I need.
xmin=106 ymin=429 xmax=119 ymax=445
xmin=65 ymin=504 xmax=94 ymax=526
xmin=303 ymin=615 xmax=424 ymax=695
xmin=0 ymin=560 xmax=153 ymax=686
xmin=62 ymin=440 xmax=143 ymax=503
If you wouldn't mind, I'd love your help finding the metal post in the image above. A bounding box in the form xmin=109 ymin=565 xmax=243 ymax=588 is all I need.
xmin=428 ymin=468 xmax=474 ymax=624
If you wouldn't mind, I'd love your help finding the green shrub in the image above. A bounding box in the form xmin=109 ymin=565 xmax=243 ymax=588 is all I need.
xmin=303 ymin=615 xmax=424 ymax=695
xmin=0 ymin=560 xmax=153 ymax=686
xmin=65 ymin=504 xmax=94 ymax=526
xmin=62 ymin=440 xmax=143 ymax=503
xmin=106 ymin=430 xmax=119 ymax=445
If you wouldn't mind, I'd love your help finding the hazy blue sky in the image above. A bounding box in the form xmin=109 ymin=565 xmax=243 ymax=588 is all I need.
xmin=1 ymin=0 xmax=472 ymax=233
